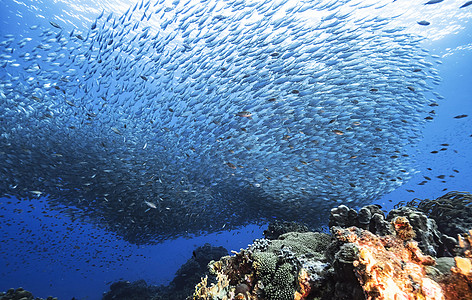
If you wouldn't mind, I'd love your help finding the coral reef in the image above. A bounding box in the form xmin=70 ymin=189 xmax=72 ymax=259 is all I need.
xmin=331 ymin=226 xmax=443 ymax=299
xmin=329 ymin=202 xmax=456 ymax=257
xmin=0 ymin=288 xmax=57 ymax=300
xmin=102 ymin=244 xmax=228 ymax=300
xmin=329 ymin=204 xmax=392 ymax=236
xmin=102 ymin=280 xmax=161 ymax=300
xmin=387 ymin=206 xmax=453 ymax=256
xmin=193 ymin=232 xmax=332 ymax=300
xmin=193 ymin=197 xmax=472 ymax=300
xmin=263 ymin=221 xmax=309 ymax=240
xmin=161 ymin=243 xmax=228 ymax=299
xmin=439 ymin=229 xmax=472 ymax=299
xmin=5 ymin=194 xmax=472 ymax=300
xmin=405 ymin=191 xmax=472 ymax=237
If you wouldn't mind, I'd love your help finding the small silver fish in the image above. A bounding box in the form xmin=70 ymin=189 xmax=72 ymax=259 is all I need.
xmin=111 ymin=127 xmax=122 ymax=134
xmin=144 ymin=201 xmax=157 ymax=209
xmin=236 ymin=111 xmax=252 ymax=118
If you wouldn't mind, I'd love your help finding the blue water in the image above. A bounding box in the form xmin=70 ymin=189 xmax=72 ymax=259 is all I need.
xmin=0 ymin=195 xmax=264 ymax=299
xmin=374 ymin=27 xmax=472 ymax=212
xmin=1 ymin=0 xmax=472 ymax=299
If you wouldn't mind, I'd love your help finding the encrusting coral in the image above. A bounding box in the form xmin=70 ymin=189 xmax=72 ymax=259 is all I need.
xmin=192 ymin=193 xmax=472 ymax=300
xmin=332 ymin=222 xmax=443 ymax=300
xmin=439 ymin=229 xmax=472 ymax=299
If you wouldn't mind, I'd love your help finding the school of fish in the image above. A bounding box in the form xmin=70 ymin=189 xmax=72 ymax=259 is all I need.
xmin=0 ymin=0 xmax=445 ymax=243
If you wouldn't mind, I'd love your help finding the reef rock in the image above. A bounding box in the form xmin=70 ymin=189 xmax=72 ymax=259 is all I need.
xmin=263 ymin=221 xmax=310 ymax=240
xmin=329 ymin=202 xmax=456 ymax=257
xmin=103 ymin=244 xmax=228 ymax=300
xmin=162 ymin=244 xmax=228 ymax=299
xmin=102 ymin=280 xmax=161 ymax=300
xmin=0 ymin=288 xmax=57 ymax=300
xmin=387 ymin=206 xmax=452 ymax=257
xmin=193 ymin=208 xmax=472 ymax=299
xmin=331 ymin=225 xmax=443 ymax=300
xmin=329 ymin=204 xmax=392 ymax=236
xmin=193 ymin=232 xmax=332 ymax=300
xmin=406 ymin=191 xmax=472 ymax=237
xmin=439 ymin=230 xmax=472 ymax=300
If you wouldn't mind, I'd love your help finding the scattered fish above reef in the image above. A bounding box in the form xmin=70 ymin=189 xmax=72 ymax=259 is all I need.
xmin=0 ymin=0 xmax=443 ymax=243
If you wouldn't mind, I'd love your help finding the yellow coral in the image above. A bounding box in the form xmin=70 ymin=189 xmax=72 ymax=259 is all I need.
xmin=450 ymin=230 xmax=472 ymax=279
xmin=453 ymin=257 xmax=472 ymax=275
xmin=294 ymin=269 xmax=311 ymax=300
xmin=392 ymin=216 xmax=416 ymax=240
xmin=440 ymin=229 xmax=472 ymax=299
xmin=193 ymin=274 xmax=230 ymax=300
xmin=193 ymin=276 xmax=210 ymax=300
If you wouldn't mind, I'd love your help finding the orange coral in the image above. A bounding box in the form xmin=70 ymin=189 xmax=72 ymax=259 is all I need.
xmin=294 ymin=269 xmax=311 ymax=300
xmin=451 ymin=230 xmax=472 ymax=279
xmin=453 ymin=256 xmax=472 ymax=275
xmin=440 ymin=230 xmax=472 ymax=300
xmin=334 ymin=226 xmax=444 ymax=300
xmin=457 ymin=229 xmax=472 ymax=257
xmin=405 ymin=241 xmax=436 ymax=266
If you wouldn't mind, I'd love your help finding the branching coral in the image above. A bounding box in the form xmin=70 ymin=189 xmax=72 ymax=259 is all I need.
xmin=193 ymin=274 xmax=231 ymax=300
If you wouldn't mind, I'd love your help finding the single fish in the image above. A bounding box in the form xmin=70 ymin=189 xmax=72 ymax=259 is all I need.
xmin=236 ymin=111 xmax=253 ymax=118
xmin=144 ymin=201 xmax=157 ymax=209
xmin=424 ymin=0 xmax=443 ymax=4
xmin=460 ymin=1 xmax=472 ymax=8
xmin=49 ymin=21 xmax=61 ymax=29
xmin=417 ymin=20 xmax=430 ymax=26
xmin=111 ymin=127 xmax=122 ymax=135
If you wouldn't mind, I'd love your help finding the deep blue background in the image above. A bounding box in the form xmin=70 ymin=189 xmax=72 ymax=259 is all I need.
xmin=1 ymin=0 xmax=471 ymax=299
